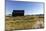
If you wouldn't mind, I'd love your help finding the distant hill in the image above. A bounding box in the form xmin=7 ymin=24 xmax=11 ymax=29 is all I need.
xmin=6 ymin=14 xmax=44 ymax=16
xmin=33 ymin=14 xmax=44 ymax=16
xmin=26 ymin=14 xmax=44 ymax=16
xmin=6 ymin=14 xmax=12 ymax=16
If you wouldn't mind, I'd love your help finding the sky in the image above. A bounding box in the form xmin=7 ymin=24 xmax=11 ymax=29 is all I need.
xmin=5 ymin=0 xmax=44 ymax=15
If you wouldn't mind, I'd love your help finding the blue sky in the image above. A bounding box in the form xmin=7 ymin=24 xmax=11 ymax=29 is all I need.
xmin=5 ymin=0 xmax=44 ymax=15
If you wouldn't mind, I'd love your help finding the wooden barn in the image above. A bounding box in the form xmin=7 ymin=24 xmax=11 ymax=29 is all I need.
xmin=12 ymin=10 xmax=24 ymax=17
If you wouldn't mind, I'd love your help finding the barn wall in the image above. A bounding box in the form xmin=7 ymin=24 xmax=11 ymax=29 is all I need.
xmin=12 ymin=10 xmax=24 ymax=17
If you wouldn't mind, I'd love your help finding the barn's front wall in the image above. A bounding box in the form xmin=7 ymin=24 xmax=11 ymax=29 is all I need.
xmin=12 ymin=10 xmax=24 ymax=17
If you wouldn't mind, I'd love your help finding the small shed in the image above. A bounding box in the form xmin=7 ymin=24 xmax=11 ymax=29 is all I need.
xmin=12 ymin=10 xmax=24 ymax=17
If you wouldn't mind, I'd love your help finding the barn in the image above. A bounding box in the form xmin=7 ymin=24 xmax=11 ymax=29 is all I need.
xmin=12 ymin=10 xmax=24 ymax=17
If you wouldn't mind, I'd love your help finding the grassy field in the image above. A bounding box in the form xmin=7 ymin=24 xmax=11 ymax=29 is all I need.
xmin=5 ymin=15 xmax=44 ymax=31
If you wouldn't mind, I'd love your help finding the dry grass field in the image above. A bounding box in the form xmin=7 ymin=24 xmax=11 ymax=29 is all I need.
xmin=5 ymin=15 xmax=44 ymax=31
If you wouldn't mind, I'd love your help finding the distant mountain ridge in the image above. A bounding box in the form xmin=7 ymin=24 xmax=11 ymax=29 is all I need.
xmin=6 ymin=14 xmax=44 ymax=16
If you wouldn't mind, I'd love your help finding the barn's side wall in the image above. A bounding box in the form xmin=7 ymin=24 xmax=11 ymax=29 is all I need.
xmin=12 ymin=10 xmax=24 ymax=17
